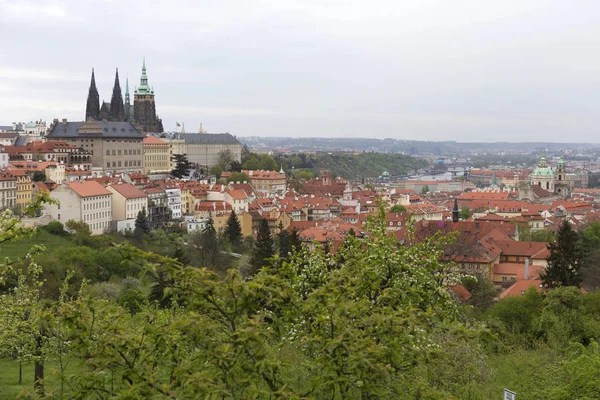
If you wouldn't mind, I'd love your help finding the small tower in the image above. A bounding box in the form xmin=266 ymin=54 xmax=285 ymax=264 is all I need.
xmin=85 ymin=68 xmax=100 ymax=121
xmin=124 ymin=77 xmax=132 ymax=121
xmin=452 ymin=198 xmax=459 ymax=223
xmin=133 ymin=58 xmax=164 ymax=133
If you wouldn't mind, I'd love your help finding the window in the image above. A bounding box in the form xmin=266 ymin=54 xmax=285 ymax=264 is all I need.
xmin=106 ymin=150 xmax=110 ymax=155
xmin=118 ymin=150 xmax=122 ymax=156
xmin=107 ymin=162 xmax=110 ymax=168
xmin=112 ymin=149 xmax=116 ymax=156
xmin=118 ymin=161 xmax=122 ymax=167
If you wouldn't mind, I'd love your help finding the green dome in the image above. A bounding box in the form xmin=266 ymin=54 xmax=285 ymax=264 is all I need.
xmin=531 ymin=166 xmax=554 ymax=177
xmin=382 ymin=170 xmax=390 ymax=177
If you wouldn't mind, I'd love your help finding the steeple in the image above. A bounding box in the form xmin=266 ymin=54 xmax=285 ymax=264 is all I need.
xmin=85 ymin=68 xmax=100 ymax=121
xmin=135 ymin=57 xmax=153 ymax=96
xmin=124 ymin=77 xmax=131 ymax=121
xmin=539 ymin=150 xmax=548 ymax=168
xmin=110 ymin=68 xmax=125 ymax=121
xmin=452 ymin=198 xmax=459 ymax=223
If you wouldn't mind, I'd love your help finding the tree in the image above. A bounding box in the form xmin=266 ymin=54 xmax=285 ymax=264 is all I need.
xmin=294 ymin=169 xmax=313 ymax=181
xmin=224 ymin=210 xmax=242 ymax=250
xmin=65 ymin=219 xmax=92 ymax=245
xmin=44 ymin=221 xmax=65 ymax=235
xmin=190 ymin=218 xmax=225 ymax=273
xmin=134 ymin=207 xmax=150 ymax=235
xmin=227 ymin=172 xmax=251 ymax=183
xmin=209 ymin=165 xmax=222 ymax=179
xmin=289 ymin=227 xmax=302 ymax=252
xmin=171 ymin=154 xmax=192 ymax=178
xmin=390 ymin=204 xmax=407 ymax=213
xmin=421 ymin=184 xmax=430 ymax=194
xmin=277 ymin=222 xmax=291 ymax=261
xmin=540 ymin=220 xmax=584 ymax=288
xmin=459 ymin=206 xmax=472 ymax=220
xmin=249 ymin=219 xmax=273 ymax=276
xmin=217 ymin=149 xmax=235 ymax=171
xmin=32 ymin=171 xmax=46 ymax=182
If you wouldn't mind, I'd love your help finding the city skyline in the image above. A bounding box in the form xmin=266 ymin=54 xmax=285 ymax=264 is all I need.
xmin=2 ymin=0 xmax=600 ymax=142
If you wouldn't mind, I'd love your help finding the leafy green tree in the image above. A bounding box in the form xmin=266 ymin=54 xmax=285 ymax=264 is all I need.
xmin=390 ymin=204 xmax=407 ymax=213
xmin=217 ymin=149 xmax=235 ymax=171
xmin=421 ymin=184 xmax=430 ymax=194
xmin=224 ymin=210 xmax=242 ymax=250
xmin=190 ymin=218 xmax=226 ymax=273
xmin=209 ymin=165 xmax=222 ymax=179
xmin=462 ymin=275 xmax=498 ymax=313
xmin=294 ymin=169 xmax=313 ymax=181
xmin=65 ymin=219 xmax=92 ymax=245
xmin=249 ymin=219 xmax=273 ymax=276
xmin=32 ymin=171 xmax=46 ymax=182
xmin=540 ymin=220 xmax=584 ymax=288
xmin=227 ymin=171 xmax=251 ymax=183
xmin=118 ymin=288 xmax=148 ymax=315
xmin=459 ymin=206 xmax=472 ymax=220
xmin=44 ymin=220 xmax=65 ymax=235
xmin=171 ymin=154 xmax=192 ymax=178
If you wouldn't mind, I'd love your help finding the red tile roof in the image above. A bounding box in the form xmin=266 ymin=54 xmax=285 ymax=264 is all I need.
xmin=109 ymin=183 xmax=148 ymax=199
xmin=66 ymin=181 xmax=111 ymax=197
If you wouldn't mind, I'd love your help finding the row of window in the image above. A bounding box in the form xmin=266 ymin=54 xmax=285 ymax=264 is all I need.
xmin=83 ymin=211 xmax=110 ymax=221
xmin=106 ymin=160 xmax=142 ymax=168
xmin=106 ymin=149 xmax=142 ymax=156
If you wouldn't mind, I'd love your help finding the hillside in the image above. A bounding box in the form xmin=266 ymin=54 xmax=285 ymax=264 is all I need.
xmin=277 ymin=152 xmax=428 ymax=179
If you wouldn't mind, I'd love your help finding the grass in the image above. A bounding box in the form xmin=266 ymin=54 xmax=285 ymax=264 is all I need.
xmin=0 ymin=358 xmax=83 ymax=399
xmin=1 ymin=230 xmax=74 ymax=260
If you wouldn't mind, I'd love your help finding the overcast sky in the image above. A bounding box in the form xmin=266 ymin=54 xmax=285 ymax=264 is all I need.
xmin=1 ymin=0 xmax=600 ymax=142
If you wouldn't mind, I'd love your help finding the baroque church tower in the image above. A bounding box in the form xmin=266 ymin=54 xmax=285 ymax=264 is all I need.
xmin=133 ymin=58 xmax=164 ymax=133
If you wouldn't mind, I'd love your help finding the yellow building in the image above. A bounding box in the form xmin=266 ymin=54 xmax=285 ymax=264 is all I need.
xmin=13 ymin=170 xmax=33 ymax=208
xmin=143 ymin=136 xmax=171 ymax=175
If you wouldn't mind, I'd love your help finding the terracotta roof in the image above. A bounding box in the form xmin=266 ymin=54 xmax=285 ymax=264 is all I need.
xmin=450 ymin=284 xmax=472 ymax=301
xmin=66 ymin=181 xmax=111 ymax=197
xmin=499 ymin=279 xmax=544 ymax=298
xmin=143 ymin=136 xmax=168 ymax=145
xmin=109 ymin=183 xmax=147 ymax=199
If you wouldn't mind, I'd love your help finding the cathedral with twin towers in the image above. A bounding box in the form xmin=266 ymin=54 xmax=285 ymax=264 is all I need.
xmin=85 ymin=58 xmax=164 ymax=133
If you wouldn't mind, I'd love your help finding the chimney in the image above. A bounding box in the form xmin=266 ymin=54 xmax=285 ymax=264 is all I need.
xmin=525 ymin=259 xmax=530 ymax=280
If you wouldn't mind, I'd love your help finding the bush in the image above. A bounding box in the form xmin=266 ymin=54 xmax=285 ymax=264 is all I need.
xmin=44 ymin=221 xmax=65 ymax=235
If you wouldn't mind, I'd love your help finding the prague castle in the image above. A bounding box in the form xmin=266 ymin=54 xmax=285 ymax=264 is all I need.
xmin=84 ymin=59 xmax=163 ymax=133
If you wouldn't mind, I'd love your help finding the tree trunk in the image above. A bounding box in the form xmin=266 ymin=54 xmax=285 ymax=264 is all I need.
xmin=34 ymin=360 xmax=44 ymax=394
xmin=19 ymin=361 xmax=22 ymax=385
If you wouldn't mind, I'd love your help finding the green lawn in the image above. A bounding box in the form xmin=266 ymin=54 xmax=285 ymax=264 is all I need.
xmin=0 ymin=358 xmax=82 ymax=399
xmin=1 ymin=230 xmax=74 ymax=260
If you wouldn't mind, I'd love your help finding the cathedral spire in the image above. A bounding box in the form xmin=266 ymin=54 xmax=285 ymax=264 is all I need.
xmin=135 ymin=57 xmax=153 ymax=95
xmin=124 ymin=77 xmax=131 ymax=121
xmin=85 ymin=68 xmax=100 ymax=121
xmin=110 ymin=68 xmax=126 ymax=121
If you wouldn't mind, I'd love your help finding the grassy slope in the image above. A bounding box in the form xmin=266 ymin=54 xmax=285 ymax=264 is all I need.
xmin=1 ymin=230 xmax=74 ymax=260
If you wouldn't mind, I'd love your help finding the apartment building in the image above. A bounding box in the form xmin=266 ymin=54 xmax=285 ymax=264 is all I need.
xmin=107 ymin=183 xmax=148 ymax=221
xmin=143 ymin=136 xmax=171 ymax=175
xmin=47 ymin=180 xmax=112 ymax=235
xmin=0 ymin=171 xmax=16 ymax=209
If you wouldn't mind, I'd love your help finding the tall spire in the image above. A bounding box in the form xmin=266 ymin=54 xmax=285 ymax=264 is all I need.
xmin=135 ymin=57 xmax=153 ymax=96
xmin=452 ymin=198 xmax=459 ymax=223
xmin=110 ymin=68 xmax=125 ymax=121
xmin=124 ymin=77 xmax=131 ymax=120
xmin=85 ymin=68 xmax=100 ymax=121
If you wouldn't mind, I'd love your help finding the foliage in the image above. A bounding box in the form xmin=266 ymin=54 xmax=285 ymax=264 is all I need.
xmin=217 ymin=149 xmax=236 ymax=171
xmin=462 ymin=275 xmax=499 ymax=313
xmin=242 ymin=153 xmax=278 ymax=171
xmin=275 ymin=151 xmax=427 ymax=180
xmin=224 ymin=210 xmax=242 ymax=250
xmin=390 ymin=204 xmax=407 ymax=213
xmin=249 ymin=219 xmax=274 ymax=276
xmin=421 ymin=184 xmax=430 ymax=194
xmin=540 ymin=220 xmax=584 ymax=288
xmin=64 ymin=219 xmax=92 ymax=245
xmin=32 ymin=171 xmax=46 ymax=182
xmin=42 ymin=221 xmax=65 ymax=235
xmin=226 ymin=171 xmax=251 ymax=183
xmin=134 ymin=206 xmax=150 ymax=237
xmin=459 ymin=206 xmax=472 ymax=220
xmin=209 ymin=165 xmax=222 ymax=179
xmin=171 ymin=153 xmax=192 ymax=178
xmin=294 ymin=169 xmax=314 ymax=181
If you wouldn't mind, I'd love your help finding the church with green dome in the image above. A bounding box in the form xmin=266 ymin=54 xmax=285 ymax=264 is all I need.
xmin=529 ymin=151 xmax=569 ymax=197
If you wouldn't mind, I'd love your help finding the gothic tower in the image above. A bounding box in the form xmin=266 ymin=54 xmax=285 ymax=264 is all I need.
xmin=85 ymin=69 xmax=100 ymax=121
xmin=133 ymin=58 xmax=164 ymax=133
xmin=124 ymin=77 xmax=132 ymax=121
xmin=110 ymin=68 xmax=125 ymax=121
